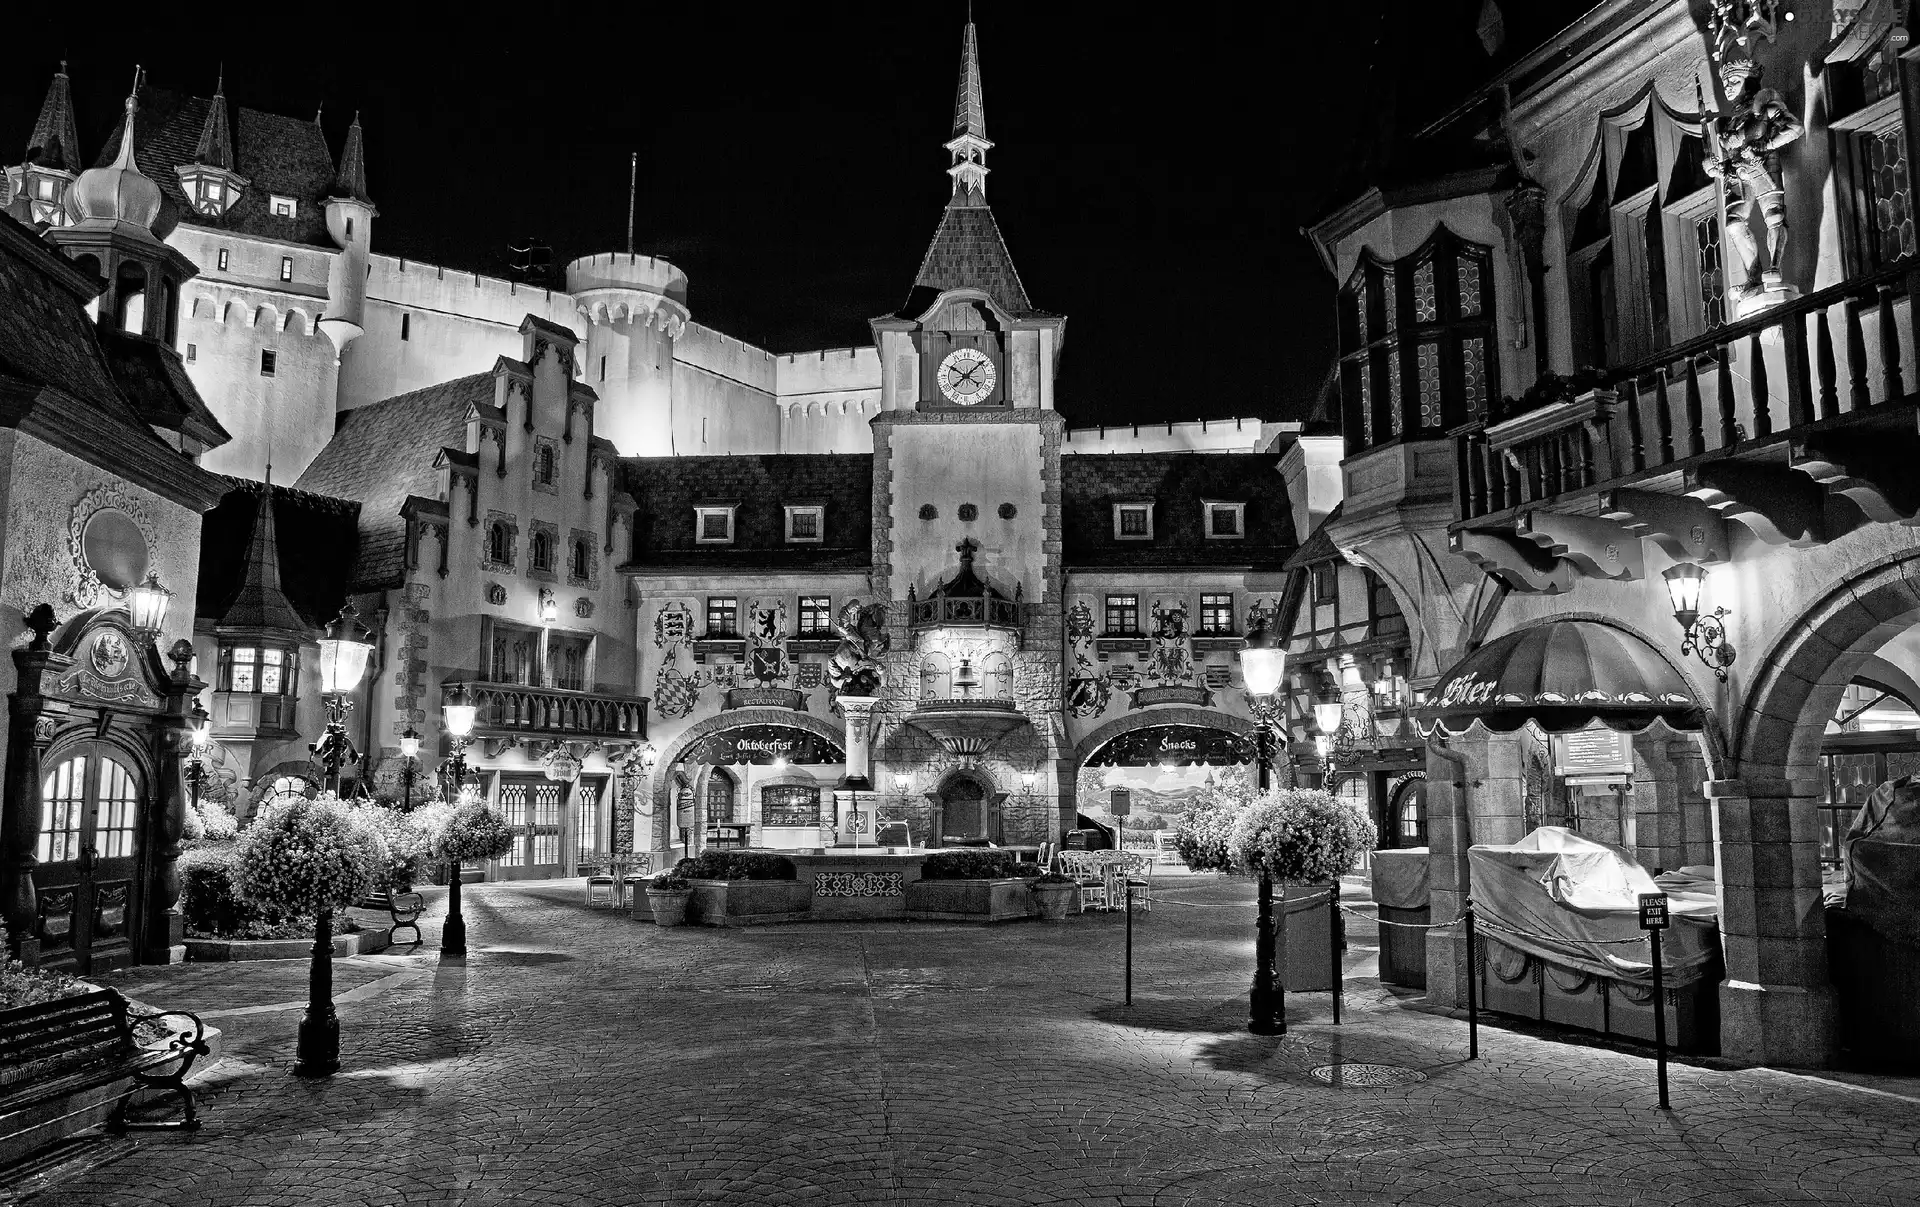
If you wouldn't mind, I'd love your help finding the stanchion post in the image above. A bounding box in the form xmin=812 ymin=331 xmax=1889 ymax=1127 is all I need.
xmin=1125 ymin=883 xmax=1134 ymax=1006
xmin=1329 ymin=886 xmax=1341 ymax=1025
xmin=1639 ymin=892 xmax=1671 ymax=1110
xmin=1463 ymin=902 xmax=1479 ymax=1060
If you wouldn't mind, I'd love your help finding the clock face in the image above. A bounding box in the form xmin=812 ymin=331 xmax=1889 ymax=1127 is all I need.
xmin=936 ymin=347 xmax=997 ymax=405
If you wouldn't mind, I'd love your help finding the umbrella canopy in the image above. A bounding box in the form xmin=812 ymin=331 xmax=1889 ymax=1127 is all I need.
xmin=1419 ymin=620 xmax=1702 ymax=736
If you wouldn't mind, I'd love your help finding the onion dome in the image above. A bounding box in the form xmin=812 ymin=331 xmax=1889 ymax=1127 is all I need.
xmin=65 ymin=70 xmax=164 ymax=235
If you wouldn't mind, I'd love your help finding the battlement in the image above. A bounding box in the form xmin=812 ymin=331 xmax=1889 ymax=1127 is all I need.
xmin=1061 ymin=417 xmax=1288 ymax=454
xmin=367 ymin=255 xmax=578 ymax=330
xmin=565 ymin=252 xmax=690 ymax=304
xmin=774 ymin=346 xmax=882 ymax=397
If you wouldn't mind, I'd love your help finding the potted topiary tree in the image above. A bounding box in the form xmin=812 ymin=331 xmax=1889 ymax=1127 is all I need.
xmin=234 ymin=793 xmax=387 ymax=1076
xmin=431 ymin=793 xmax=516 ymax=957
xmin=1175 ymin=786 xmax=1373 ymax=1035
xmin=646 ymin=874 xmax=693 ymax=927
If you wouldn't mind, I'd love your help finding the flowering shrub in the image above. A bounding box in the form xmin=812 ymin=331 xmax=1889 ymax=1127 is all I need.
xmin=351 ymin=802 xmax=434 ymax=893
xmin=234 ymin=793 xmax=388 ymax=918
xmin=1173 ymin=777 xmax=1258 ymax=873
xmin=198 ymin=800 xmax=241 ymax=842
xmin=649 ymin=874 xmax=691 ymax=893
xmin=1230 ymin=789 xmax=1376 ymax=885
xmin=0 ymin=926 xmax=90 ymax=1011
xmin=434 ymin=796 xmax=516 ymax=864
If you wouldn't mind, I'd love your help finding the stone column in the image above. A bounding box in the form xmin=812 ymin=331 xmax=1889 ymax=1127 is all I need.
xmin=1423 ymin=739 xmax=1473 ymax=1009
xmin=1708 ymin=776 xmax=1836 ymax=1066
xmin=833 ymin=697 xmax=878 ymax=848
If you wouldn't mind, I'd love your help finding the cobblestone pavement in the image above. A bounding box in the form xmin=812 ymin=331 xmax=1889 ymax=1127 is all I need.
xmin=17 ymin=873 xmax=1920 ymax=1206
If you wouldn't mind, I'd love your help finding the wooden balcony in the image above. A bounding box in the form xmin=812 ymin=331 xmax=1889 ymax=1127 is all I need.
xmin=1451 ymin=259 xmax=1920 ymax=589
xmin=908 ymin=594 xmax=1023 ymax=631
xmin=447 ymin=680 xmax=648 ymax=743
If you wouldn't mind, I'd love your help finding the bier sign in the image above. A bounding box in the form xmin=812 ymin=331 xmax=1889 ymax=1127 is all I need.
xmin=1109 ymin=787 xmax=1132 ymax=817
xmin=1638 ymin=893 xmax=1669 ymax=930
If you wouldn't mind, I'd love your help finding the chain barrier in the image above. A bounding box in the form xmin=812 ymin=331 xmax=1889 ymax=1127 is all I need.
xmin=1335 ymin=902 xmax=1465 ymax=930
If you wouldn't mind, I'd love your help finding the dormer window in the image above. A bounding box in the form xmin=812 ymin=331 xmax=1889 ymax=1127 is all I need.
xmin=1204 ymin=501 xmax=1245 ymax=539
xmin=270 ymin=195 xmax=296 ymax=219
xmin=785 ymin=505 xmax=823 ymax=543
xmin=1114 ymin=503 xmax=1154 ymax=540
xmin=695 ymin=506 xmax=736 ymax=544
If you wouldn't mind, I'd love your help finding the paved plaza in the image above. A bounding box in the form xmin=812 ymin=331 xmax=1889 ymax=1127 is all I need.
xmin=12 ymin=874 xmax=1920 ymax=1206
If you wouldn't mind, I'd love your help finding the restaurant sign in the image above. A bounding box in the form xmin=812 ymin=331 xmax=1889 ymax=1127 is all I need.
xmin=1085 ymin=724 xmax=1252 ymax=767
xmin=680 ymin=724 xmax=845 ymax=767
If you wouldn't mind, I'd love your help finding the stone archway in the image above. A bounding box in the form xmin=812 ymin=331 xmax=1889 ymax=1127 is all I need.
xmin=1072 ymin=707 xmax=1257 ymax=768
xmin=645 ymin=709 xmax=848 ymax=849
xmin=1707 ymin=550 xmax=1920 ymax=1068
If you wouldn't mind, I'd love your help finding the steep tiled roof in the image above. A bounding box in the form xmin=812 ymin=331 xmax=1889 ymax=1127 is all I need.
xmin=952 ymin=21 xmax=986 ymax=141
xmin=329 ymin=114 xmax=370 ymax=204
xmin=0 ymin=215 xmax=128 ymax=408
xmin=295 ymin=375 xmax=488 ymax=589
xmin=192 ymin=86 xmax=234 ymax=171
xmin=1061 ymin=453 xmax=1294 ymax=569
xmin=620 ymin=454 xmax=872 ymax=571
xmin=97 ymin=328 xmax=230 ymax=447
xmin=25 ymin=69 xmax=83 ymax=172
xmin=95 ymin=85 xmax=338 ymax=248
xmin=896 ymin=203 xmax=1041 ymax=320
xmin=197 ymin=477 xmax=358 ymax=629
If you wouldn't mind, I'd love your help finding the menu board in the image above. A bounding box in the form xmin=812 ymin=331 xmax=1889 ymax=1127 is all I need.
xmin=1551 ymin=728 xmax=1634 ymax=777
xmin=762 ymin=785 xmax=821 ymax=827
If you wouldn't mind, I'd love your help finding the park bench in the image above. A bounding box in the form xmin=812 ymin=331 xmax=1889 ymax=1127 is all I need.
xmin=0 ymin=989 xmax=208 ymax=1136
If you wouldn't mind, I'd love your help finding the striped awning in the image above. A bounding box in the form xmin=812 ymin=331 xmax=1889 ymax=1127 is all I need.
xmin=1418 ymin=620 xmax=1703 ymax=736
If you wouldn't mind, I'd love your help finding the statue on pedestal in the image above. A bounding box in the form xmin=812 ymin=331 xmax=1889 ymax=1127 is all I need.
xmin=1704 ymin=59 xmax=1804 ymax=304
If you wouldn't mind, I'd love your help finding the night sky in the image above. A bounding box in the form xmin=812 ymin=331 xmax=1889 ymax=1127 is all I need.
xmin=4 ymin=6 xmax=1516 ymax=427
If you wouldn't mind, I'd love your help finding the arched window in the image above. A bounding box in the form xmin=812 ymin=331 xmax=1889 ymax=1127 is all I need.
xmin=571 ymin=539 xmax=591 ymax=581
xmin=537 ymin=445 xmax=556 ymax=486
xmin=116 ymin=262 xmax=148 ymax=336
xmin=982 ymin=652 xmax=1014 ymax=700
xmin=530 ymin=531 xmax=553 ymax=572
xmin=489 ymin=522 xmax=511 ymax=565
xmin=919 ymin=652 xmax=952 ymax=700
xmin=706 ymin=771 xmax=736 ymax=823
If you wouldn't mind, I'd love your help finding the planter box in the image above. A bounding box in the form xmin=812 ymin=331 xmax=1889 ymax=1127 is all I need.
xmin=0 ymin=1003 xmax=224 ymax=1169
xmin=185 ymin=926 xmax=392 ymax=963
xmin=904 ymin=878 xmax=1034 ymax=923
xmin=684 ymin=880 xmax=812 ymax=927
xmin=1377 ymin=904 xmax=1429 ymax=988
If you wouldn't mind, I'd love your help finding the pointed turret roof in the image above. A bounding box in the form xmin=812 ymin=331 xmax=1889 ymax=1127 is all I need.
xmin=329 ymin=112 xmax=371 ymax=204
xmin=217 ymin=472 xmax=310 ymax=634
xmin=192 ymin=72 xmax=234 ymax=170
xmin=25 ymin=64 xmax=83 ymax=173
xmin=891 ymin=19 xmax=1044 ymax=321
xmin=952 ymin=20 xmax=986 ymax=141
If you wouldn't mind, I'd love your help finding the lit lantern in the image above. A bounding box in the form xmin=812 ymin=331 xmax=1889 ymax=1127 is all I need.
xmin=1240 ymin=615 xmax=1287 ymax=698
xmin=317 ymin=605 xmax=374 ymax=697
xmin=1663 ymin=562 xmax=1707 ymax=632
xmin=128 ymin=571 xmax=171 ymax=636
xmin=1021 ymin=770 xmax=1037 ymax=792
xmin=539 ymin=589 xmax=559 ymax=625
xmin=399 ymin=725 xmax=422 ymax=760
xmin=189 ymin=701 xmax=212 ymax=752
xmin=443 ymin=682 xmax=479 ymax=740
xmin=1313 ymin=672 xmax=1344 ymax=736
xmin=893 ymin=772 xmax=911 ymax=793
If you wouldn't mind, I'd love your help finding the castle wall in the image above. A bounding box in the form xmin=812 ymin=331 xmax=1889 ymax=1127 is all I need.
xmin=774 ymin=347 xmax=885 ymax=453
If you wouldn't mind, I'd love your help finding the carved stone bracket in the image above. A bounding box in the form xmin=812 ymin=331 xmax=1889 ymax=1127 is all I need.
xmin=1789 ymin=431 xmax=1920 ymax=526
xmin=1597 ymin=487 xmax=1730 ymax=564
xmin=1687 ymin=460 xmax=1828 ymax=547
xmin=1452 ymin=528 xmax=1577 ymax=594
xmin=1515 ymin=511 xmax=1644 ymax=581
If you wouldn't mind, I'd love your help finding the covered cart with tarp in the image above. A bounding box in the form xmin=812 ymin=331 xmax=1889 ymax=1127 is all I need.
xmin=1826 ymin=776 xmax=1920 ymax=1066
xmin=1469 ymin=828 xmax=1721 ymax=1051
xmin=1416 ymin=621 xmax=1721 ymax=1051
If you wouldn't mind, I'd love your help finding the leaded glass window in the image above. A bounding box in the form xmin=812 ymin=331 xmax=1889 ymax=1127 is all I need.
xmin=1387 ymin=352 xmax=1404 ymax=437
xmin=1380 ymin=269 xmax=1398 ymax=333
xmin=1695 ymin=214 xmax=1725 ymax=329
xmin=1412 ymin=260 xmax=1437 ymax=322
xmin=1867 ymin=125 xmax=1916 ymax=266
xmin=1457 ymin=257 xmax=1482 ymax=317
xmin=1462 ymin=337 xmax=1487 ymax=414
xmin=1416 ymin=343 xmax=1442 ymax=430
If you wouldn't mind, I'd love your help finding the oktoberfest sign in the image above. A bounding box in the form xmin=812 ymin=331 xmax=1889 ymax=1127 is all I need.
xmin=680 ymin=724 xmax=845 ymax=767
xmin=1084 ymin=724 xmax=1252 ymax=767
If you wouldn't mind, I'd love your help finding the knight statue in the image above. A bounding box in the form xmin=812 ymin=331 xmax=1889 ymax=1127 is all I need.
xmin=1704 ymin=58 xmax=1803 ymax=300
xmin=827 ymin=599 xmax=890 ymax=698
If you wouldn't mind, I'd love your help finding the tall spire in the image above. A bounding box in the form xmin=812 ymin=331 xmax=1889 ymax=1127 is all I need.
xmin=943 ymin=17 xmax=993 ymax=205
xmin=25 ymin=62 xmax=83 ymax=172
xmin=193 ymin=69 xmax=234 ymax=170
xmin=329 ymin=111 xmax=371 ymax=204
xmin=218 ymin=473 xmax=309 ymax=634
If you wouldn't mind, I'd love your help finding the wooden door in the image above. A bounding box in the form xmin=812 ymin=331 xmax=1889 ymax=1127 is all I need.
xmin=36 ymin=746 xmax=143 ymax=973
xmin=1392 ymin=778 xmax=1429 ymax=848
xmin=496 ymin=777 xmax=567 ymax=879
xmin=940 ymin=780 xmax=985 ymax=841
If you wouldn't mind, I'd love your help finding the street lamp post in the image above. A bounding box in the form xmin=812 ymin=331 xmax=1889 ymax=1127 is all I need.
xmin=1239 ymin=614 xmax=1289 ymax=1036
xmin=312 ymin=605 xmax=374 ymax=796
xmin=185 ymin=701 xmax=212 ymax=813
xmin=398 ymin=725 xmax=421 ymax=812
xmin=441 ymin=683 xmax=478 ymax=957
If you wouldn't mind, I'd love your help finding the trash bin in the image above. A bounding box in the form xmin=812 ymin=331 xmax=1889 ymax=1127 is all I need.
xmin=1371 ymin=847 xmax=1430 ymax=989
xmin=1063 ymin=828 xmax=1112 ymax=852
